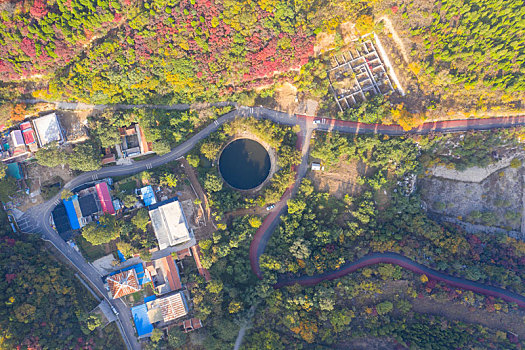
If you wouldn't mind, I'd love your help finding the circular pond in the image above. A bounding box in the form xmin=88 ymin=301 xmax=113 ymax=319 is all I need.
xmin=219 ymin=139 xmax=271 ymax=190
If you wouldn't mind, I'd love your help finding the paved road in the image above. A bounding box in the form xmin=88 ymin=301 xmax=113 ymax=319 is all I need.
xmin=15 ymin=105 xmax=525 ymax=347
xmin=16 ymin=106 xmax=299 ymax=349
xmin=274 ymin=252 xmax=525 ymax=308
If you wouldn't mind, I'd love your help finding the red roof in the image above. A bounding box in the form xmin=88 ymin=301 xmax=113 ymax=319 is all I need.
xmin=176 ymin=248 xmax=192 ymax=259
xmin=20 ymin=122 xmax=32 ymax=130
xmin=96 ymin=182 xmax=115 ymax=214
xmin=101 ymin=154 xmax=116 ymax=165
xmin=22 ymin=129 xmax=35 ymax=145
xmin=163 ymin=256 xmax=182 ymax=291
xmin=107 ymin=270 xmax=141 ymax=299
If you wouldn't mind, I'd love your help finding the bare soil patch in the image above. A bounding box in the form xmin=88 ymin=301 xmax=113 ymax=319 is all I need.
xmin=273 ymin=82 xmax=298 ymax=114
xmin=309 ymin=159 xmax=369 ymax=199
xmin=58 ymin=109 xmax=92 ymax=143
xmin=314 ymin=31 xmax=335 ymax=56
xmin=18 ymin=161 xmax=75 ymax=211
xmin=420 ymin=165 xmax=523 ymax=231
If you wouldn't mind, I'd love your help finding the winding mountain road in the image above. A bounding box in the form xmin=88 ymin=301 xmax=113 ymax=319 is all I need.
xmin=274 ymin=252 xmax=525 ymax=308
xmin=14 ymin=104 xmax=525 ymax=349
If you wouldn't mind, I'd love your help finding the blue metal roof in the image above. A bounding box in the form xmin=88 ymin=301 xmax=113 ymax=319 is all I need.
xmin=131 ymin=304 xmax=153 ymax=338
xmin=63 ymin=195 xmax=80 ymax=230
xmin=109 ymin=263 xmax=151 ymax=286
xmin=141 ymin=185 xmax=156 ymax=206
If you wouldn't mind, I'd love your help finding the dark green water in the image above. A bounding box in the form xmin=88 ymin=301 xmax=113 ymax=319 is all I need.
xmin=219 ymin=139 xmax=271 ymax=190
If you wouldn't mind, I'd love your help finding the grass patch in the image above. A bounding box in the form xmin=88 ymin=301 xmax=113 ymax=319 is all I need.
xmin=116 ymin=180 xmax=138 ymax=194
xmin=74 ymin=235 xmax=110 ymax=262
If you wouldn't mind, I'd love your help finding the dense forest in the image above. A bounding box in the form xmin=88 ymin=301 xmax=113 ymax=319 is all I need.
xmin=191 ymin=131 xmax=525 ymax=348
xmin=0 ymin=212 xmax=124 ymax=349
xmin=0 ymin=0 xmax=521 ymax=119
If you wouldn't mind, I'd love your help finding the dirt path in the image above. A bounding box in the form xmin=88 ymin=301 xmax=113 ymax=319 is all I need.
xmin=179 ymin=158 xmax=213 ymax=228
xmin=225 ymin=206 xmax=268 ymax=221
xmin=377 ymin=16 xmax=410 ymax=64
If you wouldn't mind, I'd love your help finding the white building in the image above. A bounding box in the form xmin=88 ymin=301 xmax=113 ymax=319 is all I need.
xmin=311 ymin=162 xmax=323 ymax=171
xmin=149 ymin=198 xmax=192 ymax=250
xmin=32 ymin=113 xmax=64 ymax=147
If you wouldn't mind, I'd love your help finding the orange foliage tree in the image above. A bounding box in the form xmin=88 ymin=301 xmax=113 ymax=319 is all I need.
xmin=10 ymin=103 xmax=26 ymax=122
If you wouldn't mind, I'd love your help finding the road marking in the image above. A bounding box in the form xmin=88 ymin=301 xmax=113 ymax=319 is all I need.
xmin=214 ymin=120 xmax=219 ymax=126
xmin=146 ymin=163 xmax=153 ymax=170
xmin=92 ymin=174 xmax=98 ymax=181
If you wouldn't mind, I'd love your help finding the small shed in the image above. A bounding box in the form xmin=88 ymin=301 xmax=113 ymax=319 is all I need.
xmin=140 ymin=185 xmax=157 ymax=206
xmin=311 ymin=162 xmax=323 ymax=171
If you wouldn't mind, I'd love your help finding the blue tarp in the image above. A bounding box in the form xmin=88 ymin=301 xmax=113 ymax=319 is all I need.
xmin=63 ymin=195 xmax=80 ymax=230
xmin=109 ymin=263 xmax=151 ymax=286
xmin=144 ymin=295 xmax=156 ymax=303
xmin=131 ymin=304 xmax=153 ymax=338
xmin=117 ymin=250 xmax=126 ymax=262
xmin=141 ymin=185 xmax=156 ymax=206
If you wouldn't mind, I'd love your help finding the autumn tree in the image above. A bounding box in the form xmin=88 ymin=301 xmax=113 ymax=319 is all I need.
xmin=200 ymin=141 xmax=222 ymax=160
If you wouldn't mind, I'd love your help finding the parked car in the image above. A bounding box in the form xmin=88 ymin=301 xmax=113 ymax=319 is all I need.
xmin=266 ymin=204 xmax=275 ymax=211
xmin=313 ymin=119 xmax=321 ymax=124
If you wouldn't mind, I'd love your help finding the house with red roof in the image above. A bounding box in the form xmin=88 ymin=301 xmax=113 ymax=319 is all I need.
xmin=107 ymin=269 xmax=141 ymax=299
xmin=95 ymin=182 xmax=115 ymax=215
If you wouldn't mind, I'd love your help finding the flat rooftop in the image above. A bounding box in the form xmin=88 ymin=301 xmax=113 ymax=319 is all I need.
xmin=149 ymin=198 xmax=191 ymax=250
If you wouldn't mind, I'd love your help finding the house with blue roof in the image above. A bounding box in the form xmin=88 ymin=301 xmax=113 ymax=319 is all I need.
xmin=139 ymin=185 xmax=157 ymax=206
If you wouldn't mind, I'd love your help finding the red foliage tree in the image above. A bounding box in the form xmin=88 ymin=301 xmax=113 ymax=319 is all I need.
xmin=20 ymin=38 xmax=36 ymax=58
xmin=30 ymin=0 xmax=48 ymax=19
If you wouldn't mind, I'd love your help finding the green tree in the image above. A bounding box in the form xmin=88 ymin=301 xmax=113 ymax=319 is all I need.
xmin=67 ymin=142 xmax=101 ymax=172
xmin=116 ymin=241 xmax=135 ymax=258
xmin=132 ymin=208 xmax=150 ymax=232
xmin=186 ymin=154 xmax=200 ymax=167
xmin=82 ymin=214 xmax=120 ymax=245
xmin=153 ymin=140 xmax=171 ymax=155
xmin=376 ymin=301 xmax=393 ymax=315
xmin=36 ymin=143 xmax=66 ymax=168
xmin=150 ymin=328 xmax=163 ymax=343
xmin=0 ymin=177 xmax=16 ymax=201
xmin=200 ymin=141 xmax=222 ymax=160
xmin=160 ymin=173 xmax=178 ymax=188
xmin=121 ymin=194 xmax=138 ymax=208
xmin=92 ymin=118 xmax=120 ymax=148
xmin=204 ymin=173 xmax=223 ymax=193
xmin=167 ymin=328 xmax=187 ymax=349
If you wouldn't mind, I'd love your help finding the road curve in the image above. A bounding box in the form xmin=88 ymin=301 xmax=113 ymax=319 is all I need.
xmin=273 ymin=252 xmax=525 ymax=308
xmin=14 ymin=105 xmax=525 ymax=347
